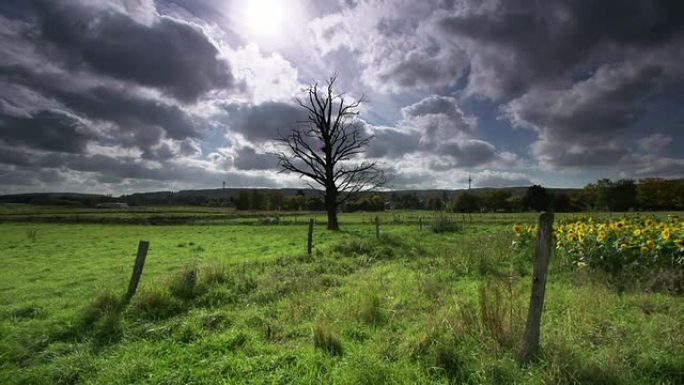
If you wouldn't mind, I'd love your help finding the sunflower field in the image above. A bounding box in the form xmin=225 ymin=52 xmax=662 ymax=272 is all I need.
xmin=513 ymin=214 xmax=684 ymax=276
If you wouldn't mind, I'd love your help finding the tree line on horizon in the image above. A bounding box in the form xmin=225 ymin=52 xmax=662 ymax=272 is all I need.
xmin=4 ymin=177 xmax=680 ymax=213
xmin=173 ymin=177 xmax=684 ymax=213
xmin=449 ymin=178 xmax=684 ymax=213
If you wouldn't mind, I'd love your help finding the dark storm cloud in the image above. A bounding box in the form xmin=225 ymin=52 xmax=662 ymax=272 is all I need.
xmin=233 ymin=146 xmax=279 ymax=170
xmin=0 ymin=166 xmax=65 ymax=186
xmin=0 ymin=64 xmax=202 ymax=156
xmin=435 ymin=140 xmax=497 ymax=168
xmin=631 ymin=156 xmax=684 ymax=178
xmin=0 ymin=110 xmax=97 ymax=153
xmin=638 ymin=133 xmax=673 ymax=153
xmin=430 ymin=0 xmax=684 ymax=170
xmin=364 ymin=95 xmax=505 ymax=169
xmin=364 ymin=126 xmax=420 ymax=158
xmin=8 ymin=66 xmax=197 ymax=136
xmin=505 ymin=55 xmax=683 ymax=168
xmin=33 ymin=0 xmax=234 ymax=102
xmin=435 ymin=0 xmax=684 ymax=98
xmin=372 ymin=48 xmax=465 ymax=92
xmin=224 ymin=102 xmax=308 ymax=142
xmin=314 ymin=0 xmax=684 ymax=98
xmin=312 ymin=0 xmax=684 ymax=176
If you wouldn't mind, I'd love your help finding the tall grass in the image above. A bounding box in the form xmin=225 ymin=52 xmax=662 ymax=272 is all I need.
xmin=312 ymin=319 xmax=343 ymax=356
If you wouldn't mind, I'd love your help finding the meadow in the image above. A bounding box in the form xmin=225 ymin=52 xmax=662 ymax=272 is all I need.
xmin=1 ymin=206 xmax=683 ymax=384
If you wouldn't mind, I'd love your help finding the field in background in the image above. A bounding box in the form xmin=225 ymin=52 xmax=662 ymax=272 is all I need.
xmin=1 ymin=206 xmax=683 ymax=384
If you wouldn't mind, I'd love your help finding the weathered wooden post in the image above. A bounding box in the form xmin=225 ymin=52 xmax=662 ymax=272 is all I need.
xmin=307 ymin=218 xmax=314 ymax=256
xmin=518 ymin=212 xmax=554 ymax=365
xmin=419 ymin=217 xmax=422 ymax=231
xmin=375 ymin=215 xmax=380 ymax=240
xmin=124 ymin=240 xmax=149 ymax=303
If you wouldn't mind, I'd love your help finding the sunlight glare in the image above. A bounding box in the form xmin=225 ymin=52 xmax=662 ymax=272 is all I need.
xmin=241 ymin=0 xmax=290 ymax=41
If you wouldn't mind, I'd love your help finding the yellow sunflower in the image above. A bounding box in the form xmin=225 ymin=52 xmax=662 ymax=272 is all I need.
xmin=512 ymin=224 xmax=522 ymax=234
xmin=661 ymin=228 xmax=671 ymax=240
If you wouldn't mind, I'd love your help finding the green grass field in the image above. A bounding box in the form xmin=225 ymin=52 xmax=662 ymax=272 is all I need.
xmin=1 ymin=207 xmax=682 ymax=384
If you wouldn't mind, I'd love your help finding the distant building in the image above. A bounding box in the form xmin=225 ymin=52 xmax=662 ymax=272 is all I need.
xmin=95 ymin=202 xmax=129 ymax=209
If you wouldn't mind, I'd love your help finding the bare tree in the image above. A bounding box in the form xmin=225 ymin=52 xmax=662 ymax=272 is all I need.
xmin=276 ymin=76 xmax=387 ymax=230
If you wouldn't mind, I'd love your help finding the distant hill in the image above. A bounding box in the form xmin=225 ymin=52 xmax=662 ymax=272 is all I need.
xmin=0 ymin=186 xmax=583 ymax=206
xmin=0 ymin=192 xmax=110 ymax=206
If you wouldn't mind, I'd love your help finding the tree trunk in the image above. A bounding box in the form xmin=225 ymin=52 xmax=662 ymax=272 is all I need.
xmin=325 ymin=191 xmax=339 ymax=230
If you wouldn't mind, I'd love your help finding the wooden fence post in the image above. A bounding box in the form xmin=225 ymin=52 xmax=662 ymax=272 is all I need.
xmin=518 ymin=212 xmax=554 ymax=365
xmin=419 ymin=217 xmax=422 ymax=231
xmin=125 ymin=240 xmax=149 ymax=303
xmin=307 ymin=218 xmax=314 ymax=256
xmin=375 ymin=215 xmax=380 ymax=240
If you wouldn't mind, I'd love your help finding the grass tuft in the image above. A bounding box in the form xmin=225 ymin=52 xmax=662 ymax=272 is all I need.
xmin=312 ymin=320 xmax=343 ymax=356
xmin=431 ymin=214 xmax=461 ymax=233
xmin=81 ymin=291 xmax=121 ymax=327
xmin=357 ymin=291 xmax=386 ymax=326
xmin=479 ymin=277 xmax=522 ymax=352
xmin=26 ymin=227 xmax=38 ymax=242
xmin=168 ymin=264 xmax=203 ymax=300
xmin=132 ymin=289 xmax=181 ymax=321
xmin=92 ymin=311 xmax=123 ymax=345
xmin=11 ymin=305 xmax=43 ymax=320
xmin=425 ymin=334 xmax=472 ymax=383
xmin=201 ymin=262 xmax=228 ymax=285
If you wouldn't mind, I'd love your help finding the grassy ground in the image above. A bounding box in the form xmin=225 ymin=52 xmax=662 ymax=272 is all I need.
xmin=1 ymin=208 xmax=682 ymax=384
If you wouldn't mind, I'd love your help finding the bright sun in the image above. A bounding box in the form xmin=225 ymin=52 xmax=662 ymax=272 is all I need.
xmin=236 ymin=0 xmax=303 ymax=45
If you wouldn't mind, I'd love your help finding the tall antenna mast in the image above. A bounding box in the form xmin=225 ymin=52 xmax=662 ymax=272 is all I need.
xmin=468 ymin=174 xmax=472 ymax=190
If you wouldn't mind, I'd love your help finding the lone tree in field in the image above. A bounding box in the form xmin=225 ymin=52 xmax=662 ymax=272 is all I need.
xmin=276 ymin=76 xmax=386 ymax=230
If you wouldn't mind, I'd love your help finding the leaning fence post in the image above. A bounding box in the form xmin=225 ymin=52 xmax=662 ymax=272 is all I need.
xmin=518 ymin=212 xmax=554 ymax=365
xmin=307 ymin=218 xmax=314 ymax=256
xmin=124 ymin=240 xmax=149 ymax=303
xmin=375 ymin=215 xmax=380 ymax=239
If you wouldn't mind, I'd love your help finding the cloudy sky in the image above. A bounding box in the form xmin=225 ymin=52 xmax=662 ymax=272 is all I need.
xmin=1 ymin=0 xmax=683 ymax=194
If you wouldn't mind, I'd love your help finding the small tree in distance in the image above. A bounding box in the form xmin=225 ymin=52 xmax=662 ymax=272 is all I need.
xmin=276 ymin=76 xmax=387 ymax=230
xmin=523 ymin=185 xmax=552 ymax=212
